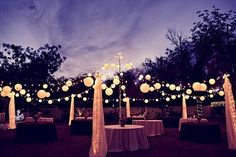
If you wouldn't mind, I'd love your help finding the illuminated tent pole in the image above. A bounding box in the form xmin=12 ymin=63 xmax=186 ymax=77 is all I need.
xmin=68 ymin=94 xmax=75 ymax=126
xmin=8 ymin=92 xmax=16 ymax=129
xmin=118 ymin=53 xmax=122 ymax=122
xmin=89 ymin=74 xmax=107 ymax=157
xmin=223 ymin=74 xmax=236 ymax=150
xmin=126 ymin=98 xmax=131 ymax=117
xmin=182 ymin=94 xmax=188 ymax=118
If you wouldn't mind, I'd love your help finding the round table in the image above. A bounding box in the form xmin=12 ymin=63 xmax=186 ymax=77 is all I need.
xmin=132 ymin=120 xmax=164 ymax=136
xmin=178 ymin=118 xmax=208 ymax=131
xmin=105 ymin=125 xmax=149 ymax=152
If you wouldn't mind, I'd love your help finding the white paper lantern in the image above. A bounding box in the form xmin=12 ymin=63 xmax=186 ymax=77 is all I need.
xmin=169 ymin=84 xmax=176 ymax=91
xmin=62 ymin=85 xmax=69 ymax=92
xmin=192 ymin=82 xmax=201 ymax=91
xmin=201 ymin=83 xmax=207 ymax=91
xmin=166 ymin=83 xmax=170 ymax=87
xmin=14 ymin=84 xmax=22 ymax=91
xmin=208 ymin=90 xmax=213 ymax=93
xmin=219 ymin=91 xmax=224 ymax=96
xmin=209 ymin=79 xmax=216 ymax=85
xmin=121 ymin=85 xmax=126 ymax=90
xmin=149 ymin=86 xmax=154 ymax=92
xmin=186 ymin=89 xmax=192 ymax=95
xmin=144 ymin=99 xmax=149 ymax=103
xmin=83 ymin=97 xmax=87 ymax=101
xmin=15 ymin=93 xmax=20 ymax=97
xmin=110 ymin=63 xmax=116 ymax=70
xmin=48 ymin=100 xmax=53 ymax=104
xmin=83 ymin=77 xmax=94 ymax=87
xmin=185 ymin=95 xmax=190 ymax=99
xmin=113 ymin=78 xmax=120 ymax=85
xmin=46 ymin=92 xmax=51 ymax=97
xmin=26 ymin=97 xmax=32 ymax=102
xmin=176 ymin=86 xmax=181 ymax=91
xmin=210 ymin=94 xmax=214 ymax=98
xmin=105 ymin=99 xmax=109 ymax=103
xmin=0 ymin=87 xmax=2 ymax=91
xmin=77 ymin=94 xmax=82 ymax=98
xmin=105 ymin=88 xmax=113 ymax=96
xmin=166 ymin=97 xmax=170 ymax=102
xmin=154 ymin=83 xmax=161 ymax=90
xmin=101 ymin=84 xmax=107 ymax=90
xmin=171 ymin=95 xmax=176 ymax=100
xmin=20 ymin=89 xmax=26 ymax=95
xmin=138 ymin=75 xmax=144 ymax=80
xmin=43 ymin=84 xmax=48 ymax=89
xmin=3 ymin=86 xmax=11 ymax=94
xmin=26 ymin=93 xmax=30 ymax=97
xmin=123 ymin=98 xmax=127 ymax=102
xmin=65 ymin=97 xmax=69 ymax=101
xmin=155 ymin=99 xmax=159 ymax=102
xmin=0 ymin=91 xmax=7 ymax=97
xmin=66 ymin=80 xmax=73 ymax=87
xmin=145 ymin=74 xmax=151 ymax=80
xmin=125 ymin=63 xmax=132 ymax=70
xmin=111 ymin=84 xmax=116 ymax=89
xmin=103 ymin=63 xmax=110 ymax=70
xmin=37 ymin=90 xmax=46 ymax=99
xmin=140 ymin=83 xmax=150 ymax=93
xmin=38 ymin=99 xmax=42 ymax=103
xmin=200 ymin=96 xmax=205 ymax=101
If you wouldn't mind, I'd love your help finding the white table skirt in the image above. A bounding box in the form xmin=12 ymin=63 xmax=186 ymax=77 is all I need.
xmin=179 ymin=118 xmax=208 ymax=131
xmin=132 ymin=120 xmax=164 ymax=136
xmin=105 ymin=125 xmax=149 ymax=152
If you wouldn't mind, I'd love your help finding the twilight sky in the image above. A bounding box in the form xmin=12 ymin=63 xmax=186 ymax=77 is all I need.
xmin=0 ymin=0 xmax=236 ymax=78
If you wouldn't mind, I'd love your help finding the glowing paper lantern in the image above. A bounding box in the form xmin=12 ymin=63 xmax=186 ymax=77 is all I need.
xmin=192 ymin=82 xmax=201 ymax=91
xmin=83 ymin=77 xmax=94 ymax=87
xmin=219 ymin=91 xmax=224 ymax=96
xmin=113 ymin=78 xmax=120 ymax=85
xmin=66 ymin=80 xmax=73 ymax=87
xmin=200 ymin=96 xmax=205 ymax=101
xmin=37 ymin=90 xmax=46 ymax=99
xmin=171 ymin=95 xmax=176 ymax=100
xmin=38 ymin=99 xmax=42 ymax=103
xmin=185 ymin=95 xmax=190 ymax=99
xmin=111 ymin=84 xmax=116 ymax=89
xmin=149 ymin=86 xmax=154 ymax=92
xmin=121 ymin=85 xmax=126 ymax=90
xmin=43 ymin=84 xmax=48 ymax=89
xmin=20 ymin=89 xmax=26 ymax=95
xmin=154 ymin=83 xmax=161 ymax=90
xmin=105 ymin=88 xmax=113 ymax=96
xmin=48 ymin=100 xmax=53 ymax=104
xmin=140 ymin=83 xmax=150 ymax=93
xmin=209 ymin=79 xmax=216 ymax=85
xmin=166 ymin=83 xmax=170 ymax=87
xmin=176 ymin=86 xmax=181 ymax=91
xmin=201 ymin=83 xmax=207 ymax=91
xmin=144 ymin=99 xmax=149 ymax=103
xmin=105 ymin=99 xmax=109 ymax=103
xmin=65 ymin=97 xmax=69 ymax=101
xmin=83 ymin=97 xmax=87 ymax=101
xmin=15 ymin=93 xmax=20 ymax=97
xmin=77 ymin=94 xmax=82 ymax=98
xmin=186 ymin=89 xmax=192 ymax=95
xmin=3 ymin=86 xmax=11 ymax=94
xmin=26 ymin=97 xmax=32 ymax=102
xmin=62 ymin=85 xmax=69 ymax=92
xmin=46 ymin=92 xmax=51 ymax=98
xmin=0 ymin=87 xmax=2 ymax=91
xmin=14 ymin=84 xmax=22 ymax=91
xmin=26 ymin=93 xmax=30 ymax=97
xmin=169 ymin=84 xmax=176 ymax=91
xmin=210 ymin=94 xmax=214 ymax=98
xmin=208 ymin=90 xmax=213 ymax=93
xmin=0 ymin=91 xmax=7 ymax=97
xmin=103 ymin=63 xmax=110 ymax=70
xmin=145 ymin=74 xmax=151 ymax=80
xmin=138 ymin=75 xmax=144 ymax=80
xmin=125 ymin=63 xmax=132 ymax=70
xmin=110 ymin=63 xmax=116 ymax=70
xmin=101 ymin=84 xmax=107 ymax=90
xmin=166 ymin=97 xmax=170 ymax=102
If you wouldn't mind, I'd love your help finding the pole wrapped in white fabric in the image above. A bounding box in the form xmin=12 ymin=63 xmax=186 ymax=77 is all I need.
xmin=223 ymin=75 xmax=236 ymax=149
xmin=68 ymin=94 xmax=75 ymax=126
xmin=89 ymin=74 xmax=107 ymax=157
xmin=8 ymin=92 xmax=16 ymax=129
xmin=182 ymin=94 xmax=188 ymax=118
xmin=126 ymin=98 xmax=131 ymax=117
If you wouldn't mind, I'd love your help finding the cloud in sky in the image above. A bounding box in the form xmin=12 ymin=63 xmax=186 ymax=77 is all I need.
xmin=0 ymin=0 xmax=236 ymax=77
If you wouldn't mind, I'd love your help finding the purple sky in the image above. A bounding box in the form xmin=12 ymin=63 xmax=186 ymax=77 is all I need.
xmin=0 ymin=0 xmax=236 ymax=77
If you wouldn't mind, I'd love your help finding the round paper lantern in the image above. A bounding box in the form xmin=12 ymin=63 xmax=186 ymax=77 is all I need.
xmin=200 ymin=96 xmax=205 ymax=101
xmin=103 ymin=63 xmax=110 ymax=70
xmin=1 ymin=91 xmax=7 ymax=97
xmin=14 ymin=84 xmax=22 ymax=91
xmin=144 ymin=99 xmax=149 ymax=103
xmin=101 ymin=84 xmax=107 ymax=90
xmin=114 ymin=75 xmax=119 ymax=79
xmin=65 ymin=97 xmax=69 ymax=101
xmin=43 ymin=84 xmax=48 ymax=89
xmin=37 ymin=90 xmax=46 ymax=99
xmin=15 ymin=93 xmax=20 ymax=97
xmin=111 ymin=84 xmax=116 ymax=89
xmin=166 ymin=97 xmax=170 ymax=102
xmin=176 ymin=86 xmax=181 ymax=91
xmin=154 ymin=83 xmax=161 ymax=90
xmin=48 ymin=100 xmax=53 ymax=104
xmin=185 ymin=95 xmax=190 ymax=99
xmin=121 ymin=85 xmax=126 ymax=90
xmin=208 ymin=90 xmax=213 ymax=93
xmin=210 ymin=94 xmax=214 ymax=98
xmin=83 ymin=77 xmax=94 ymax=87
xmin=0 ymin=87 xmax=2 ymax=91
xmin=219 ymin=91 xmax=224 ymax=96
xmin=105 ymin=99 xmax=109 ymax=103
xmin=113 ymin=78 xmax=120 ymax=85
xmin=46 ymin=92 xmax=51 ymax=98
xmin=3 ymin=86 xmax=11 ymax=94
xmin=155 ymin=99 xmax=159 ymax=102
xmin=145 ymin=74 xmax=151 ymax=80
xmin=105 ymin=88 xmax=113 ymax=96
xmin=201 ymin=83 xmax=207 ymax=91
xmin=193 ymin=96 xmax=196 ymax=99
xmin=186 ymin=89 xmax=192 ymax=95
xmin=171 ymin=95 xmax=176 ymax=100
xmin=110 ymin=63 xmax=116 ymax=70
xmin=26 ymin=97 xmax=32 ymax=102
xmin=66 ymin=80 xmax=73 ymax=87
xmin=166 ymin=83 xmax=170 ymax=87
xmin=77 ymin=94 xmax=82 ymax=98
xmin=209 ymin=79 xmax=216 ymax=85
xmin=140 ymin=83 xmax=150 ymax=93
xmin=123 ymin=98 xmax=127 ymax=102
xmin=26 ymin=93 xmax=30 ymax=97
xmin=38 ymin=99 xmax=42 ymax=103
xmin=192 ymin=82 xmax=201 ymax=91
xmin=138 ymin=75 xmax=144 ymax=80
xmin=149 ymin=86 xmax=154 ymax=92
xmin=125 ymin=63 xmax=132 ymax=70
xmin=20 ymin=89 xmax=26 ymax=95
xmin=57 ymin=99 xmax=61 ymax=102
xmin=169 ymin=84 xmax=176 ymax=91
xmin=62 ymin=85 xmax=69 ymax=92
xmin=83 ymin=97 xmax=87 ymax=101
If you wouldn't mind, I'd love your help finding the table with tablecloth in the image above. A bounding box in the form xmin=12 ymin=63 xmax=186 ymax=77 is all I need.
xmin=132 ymin=120 xmax=164 ymax=136
xmin=105 ymin=125 xmax=149 ymax=152
xmin=178 ymin=118 xmax=208 ymax=131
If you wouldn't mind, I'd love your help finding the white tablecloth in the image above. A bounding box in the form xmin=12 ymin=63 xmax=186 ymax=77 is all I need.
xmin=179 ymin=118 xmax=208 ymax=131
xmin=132 ymin=120 xmax=164 ymax=136
xmin=105 ymin=125 xmax=149 ymax=152
xmin=25 ymin=117 xmax=54 ymax=123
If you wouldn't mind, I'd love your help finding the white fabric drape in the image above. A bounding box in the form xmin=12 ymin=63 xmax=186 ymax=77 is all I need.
xmin=182 ymin=94 xmax=188 ymax=118
xmin=8 ymin=93 xmax=16 ymax=129
xmin=223 ymin=76 xmax=236 ymax=149
xmin=68 ymin=94 xmax=75 ymax=126
xmin=126 ymin=98 xmax=131 ymax=117
xmin=89 ymin=74 xmax=107 ymax=157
